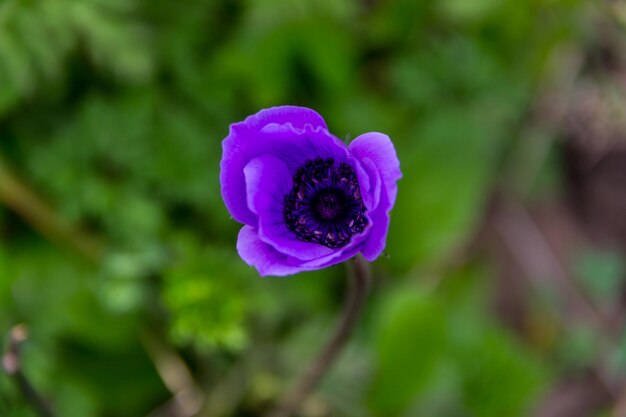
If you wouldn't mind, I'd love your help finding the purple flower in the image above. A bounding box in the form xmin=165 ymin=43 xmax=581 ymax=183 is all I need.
xmin=220 ymin=106 xmax=401 ymax=276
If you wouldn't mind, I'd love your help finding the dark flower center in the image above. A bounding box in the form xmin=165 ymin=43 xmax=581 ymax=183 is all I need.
xmin=284 ymin=158 xmax=368 ymax=248
xmin=313 ymin=190 xmax=347 ymax=222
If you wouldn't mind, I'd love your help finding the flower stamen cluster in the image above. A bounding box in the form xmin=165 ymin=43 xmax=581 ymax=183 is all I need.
xmin=284 ymin=158 xmax=368 ymax=249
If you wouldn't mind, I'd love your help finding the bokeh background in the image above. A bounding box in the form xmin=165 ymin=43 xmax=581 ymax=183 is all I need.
xmin=1 ymin=0 xmax=626 ymax=416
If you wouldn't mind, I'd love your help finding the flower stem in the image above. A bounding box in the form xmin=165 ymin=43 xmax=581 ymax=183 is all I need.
xmin=265 ymin=255 xmax=372 ymax=417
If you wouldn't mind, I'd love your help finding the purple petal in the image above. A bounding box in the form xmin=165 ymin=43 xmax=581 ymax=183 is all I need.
xmin=256 ymin=123 xmax=349 ymax=171
xmin=238 ymin=105 xmax=327 ymax=133
xmin=308 ymin=245 xmax=362 ymax=269
xmin=297 ymin=230 xmax=369 ymax=268
xmin=243 ymin=154 xmax=335 ymax=260
xmin=237 ymin=225 xmax=351 ymax=277
xmin=349 ymin=132 xmax=401 ymax=205
xmin=355 ymin=156 xmax=381 ymax=211
xmin=237 ymin=226 xmax=305 ymax=277
xmin=259 ymin=218 xmax=336 ymax=261
xmin=221 ymin=107 xmax=347 ymax=226
xmin=243 ymin=154 xmax=292 ymax=216
xmin=359 ymin=182 xmax=392 ymax=261
xmin=349 ymin=132 xmax=402 ymax=261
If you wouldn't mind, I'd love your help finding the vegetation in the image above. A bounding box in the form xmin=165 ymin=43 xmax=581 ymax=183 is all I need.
xmin=1 ymin=0 xmax=625 ymax=416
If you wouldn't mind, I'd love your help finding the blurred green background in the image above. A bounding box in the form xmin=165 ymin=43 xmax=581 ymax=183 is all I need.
xmin=1 ymin=0 xmax=626 ymax=416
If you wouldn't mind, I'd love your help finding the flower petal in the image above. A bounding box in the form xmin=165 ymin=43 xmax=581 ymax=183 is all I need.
xmin=243 ymin=154 xmax=292 ymax=216
xmin=355 ymin=156 xmax=381 ymax=211
xmin=256 ymin=123 xmax=349 ymax=171
xmin=238 ymin=105 xmax=327 ymax=133
xmin=359 ymin=181 xmax=392 ymax=261
xmin=297 ymin=228 xmax=369 ymax=268
xmin=221 ymin=108 xmax=346 ymax=226
xmin=349 ymin=132 xmax=401 ymax=205
xmin=243 ymin=154 xmax=336 ymax=261
xmin=237 ymin=226 xmax=305 ymax=277
xmin=306 ymin=245 xmax=362 ymax=269
xmin=349 ymin=132 xmax=402 ymax=261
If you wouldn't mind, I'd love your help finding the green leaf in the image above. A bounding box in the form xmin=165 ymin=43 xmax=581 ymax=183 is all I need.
xmin=369 ymin=288 xmax=448 ymax=416
xmin=455 ymin=329 xmax=547 ymax=417
xmin=387 ymin=107 xmax=500 ymax=269
xmin=369 ymin=267 xmax=548 ymax=417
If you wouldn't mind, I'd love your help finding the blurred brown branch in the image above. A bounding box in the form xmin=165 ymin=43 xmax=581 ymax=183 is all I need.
xmin=494 ymin=198 xmax=616 ymax=337
xmin=493 ymin=198 xmax=624 ymax=409
xmin=141 ymin=330 xmax=205 ymax=417
xmin=2 ymin=325 xmax=56 ymax=417
xmin=0 ymin=154 xmax=103 ymax=262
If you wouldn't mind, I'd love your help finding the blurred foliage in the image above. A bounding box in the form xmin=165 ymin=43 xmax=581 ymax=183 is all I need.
xmin=163 ymin=237 xmax=253 ymax=351
xmin=370 ymin=267 xmax=547 ymax=417
xmin=0 ymin=0 xmax=621 ymax=416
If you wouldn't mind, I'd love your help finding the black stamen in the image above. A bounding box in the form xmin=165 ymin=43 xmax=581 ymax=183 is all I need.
xmin=284 ymin=158 xmax=367 ymax=248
